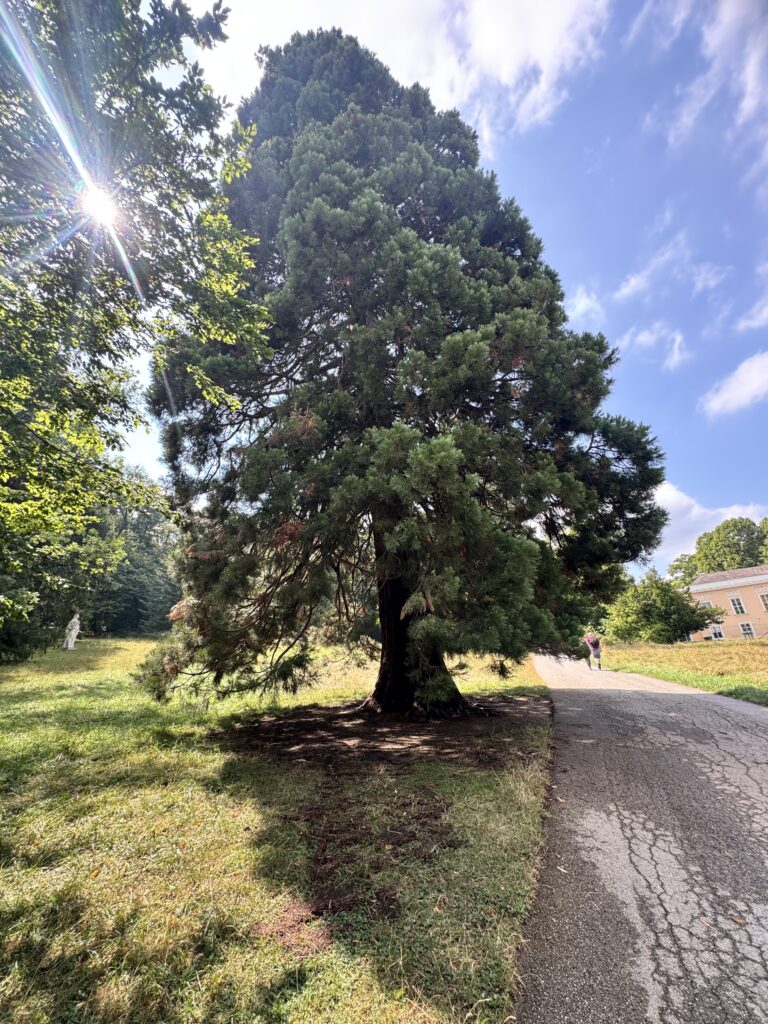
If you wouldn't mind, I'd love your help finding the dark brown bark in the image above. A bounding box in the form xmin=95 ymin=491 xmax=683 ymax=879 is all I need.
xmin=366 ymin=567 xmax=417 ymax=713
xmin=361 ymin=529 xmax=473 ymax=717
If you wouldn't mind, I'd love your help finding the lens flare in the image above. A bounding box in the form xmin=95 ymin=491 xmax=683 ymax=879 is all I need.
xmin=0 ymin=0 xmax=143 ymax=298
xmin=81 ymin=184 xmax=118 ymax=227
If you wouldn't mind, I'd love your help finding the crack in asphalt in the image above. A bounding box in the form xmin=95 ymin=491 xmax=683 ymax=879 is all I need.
xmin=515 ymin=657 xmax=768 ymax=1024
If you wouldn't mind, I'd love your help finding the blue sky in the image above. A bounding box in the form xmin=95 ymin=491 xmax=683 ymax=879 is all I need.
xmin=125 ymin=0 xmax=768 ymax=568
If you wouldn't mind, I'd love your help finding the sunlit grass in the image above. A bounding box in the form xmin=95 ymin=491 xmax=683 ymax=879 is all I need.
xmin=1 ymin=639 xmax=549 ymax=1024
xmin=605 ymin=639 xmax=768 ymax=705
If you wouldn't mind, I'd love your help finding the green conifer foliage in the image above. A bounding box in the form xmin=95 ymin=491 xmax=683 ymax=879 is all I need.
xmin=150 ymin=30 xmax=666 ymax=713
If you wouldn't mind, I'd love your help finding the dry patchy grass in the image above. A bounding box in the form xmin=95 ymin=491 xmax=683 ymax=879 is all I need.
xmin=0 ymin=639 xmax=549 ymax=1024
xmin=605 ymin=639 xmax=768 ymax=705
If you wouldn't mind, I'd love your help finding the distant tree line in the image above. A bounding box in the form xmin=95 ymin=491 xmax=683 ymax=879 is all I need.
xmin=87 ymin=482 xmax=181 ymax=637
xmin=0 ymin=467 xmax=180 ymax=661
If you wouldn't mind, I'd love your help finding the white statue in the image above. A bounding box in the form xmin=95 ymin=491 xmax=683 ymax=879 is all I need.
xmin=62 ymin=613 xmax=80 ymax=651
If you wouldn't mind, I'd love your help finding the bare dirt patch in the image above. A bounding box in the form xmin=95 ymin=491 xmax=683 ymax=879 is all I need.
xmin=291 ymin=779 xmax=459 ymax=923
xmin=220 ymin=693 xmax=551 ymax=954
xmin=251 ymin=897 xmax=333 ymax=956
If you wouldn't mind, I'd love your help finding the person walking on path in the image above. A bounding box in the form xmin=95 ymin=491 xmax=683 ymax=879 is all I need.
xmin=584 ymin=632 xmax=602 ymax=670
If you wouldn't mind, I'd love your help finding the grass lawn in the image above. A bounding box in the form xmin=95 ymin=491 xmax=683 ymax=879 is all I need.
xmin=0 ymin=639 xmax=549 ymax=1024
xmin=605 ymin=639 xmax=768 ymax=706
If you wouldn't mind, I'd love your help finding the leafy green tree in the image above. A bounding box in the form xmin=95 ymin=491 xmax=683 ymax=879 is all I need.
xmin=696 ymin=518 xmax=765 ymax=572
xmin=0 ymin=497 xmax=126 ymax=661
xmin=669 ymin=517 xmax=768 ymax=586
xmin=603 ymin=570 xmax=721 ymax=644
xmin=0 ymin=466 xmax=181 ymax=658
xmin=146 ymin=31 xmax=665 ymax=713
xmin=0 ymin=0 xmax=266 ymax=644
xmin=667 ymin=552 xmax=700 ymax=587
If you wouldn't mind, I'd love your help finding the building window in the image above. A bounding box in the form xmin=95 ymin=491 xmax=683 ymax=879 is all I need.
xmin=711 ymin=624 xmax=724 ymax=640
xmin=730 ymin=597 xmax=746 ymax=615
xmin=760 ymin=594 xmax=768 ymax=613
xmin=699 ymin=600 xmax=713 ymax=608
xmin=740 ymin=622 xmax=755 ymax=638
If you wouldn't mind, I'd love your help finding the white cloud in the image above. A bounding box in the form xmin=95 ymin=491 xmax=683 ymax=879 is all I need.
xmin=626 ymin=0 xmax=695 ymax=50
xmin=187 ymin=0 xmax=611 ymax=148
xmin=459 ymin=0 xmax=610 ymax=131
xmin=691 ymin=261 xmax=730 ymax=294
xmin=701 ymin=299 xmax=733 ymax=339
xmin=655 ymin=481 xmax=768 ymax=564
xmin=566 ymin=285 xmax=605 ymax=329
xmin=618 ymin=320 xmax=689 ymax=370
xmin=700 ymin=350 xmax=768 ymax=415
xmin=584 ymin=134 xmax=612 ymax=175
xmin=663 ymin=330 xmax=688 ymax=370
xmin=667 ymin=61 xmax=720 ymax=147
xmin=614 ymin=232 xmax=689 ymax=300
xmin=630 ymin=1 xmax=768 ymax=195
xmin=736 ymin=263 xmax=768 ymax=330
xmin=191 ymin=0 xmax=469 ymax=114
xmin=649 ymin=200 xmax=675 ymax=237
xmin=614 ymin=230 xmax=729 ymax=302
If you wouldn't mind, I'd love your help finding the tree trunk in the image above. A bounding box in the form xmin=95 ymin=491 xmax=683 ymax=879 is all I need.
xmin=361 ymin=531 xmax=472 ymax=717
xmin=366 ymin=569 xmax=417 ymax=713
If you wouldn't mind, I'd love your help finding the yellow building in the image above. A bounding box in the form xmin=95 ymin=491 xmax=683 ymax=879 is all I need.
xmin=689 ymin=565 xmax=768 ymax=641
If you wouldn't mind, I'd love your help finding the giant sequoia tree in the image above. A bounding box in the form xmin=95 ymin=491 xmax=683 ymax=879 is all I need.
xmin=149 ymin=30 xmax=666 ymax=713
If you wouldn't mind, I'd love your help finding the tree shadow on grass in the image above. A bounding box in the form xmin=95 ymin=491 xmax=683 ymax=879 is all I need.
xmin=0 ymin=736 xmax=216 ymax=817
xmin=0 ymin=834 xmax=71 ymax=870
xmin=0 ymin=888 xmax=147 ymax=1022
xmin=0 ymin=887 xmax=98 ymax=1020
xmin=3 ymin=699 xmax=169 ymax=730
xmin=206 ymin=690 xmax=551 ymax=1022
xmin=1 ymin=665 xmax=549 ymax=1022
xmin=0 ymin=881 xmax=314 ymax=1024
xmin=216 ymin=687 xmax=548 ymax=767
xmin=0 ymin=687 xmax=209 ymax=800
xmin=196 ymin=965 xmax=311 ymax=1024
xmin=2 ymin=821 xmax=334 ymax=1024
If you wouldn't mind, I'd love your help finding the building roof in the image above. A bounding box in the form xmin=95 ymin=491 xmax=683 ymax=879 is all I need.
xmin=691 ymin=565 xmax=768 ymax=586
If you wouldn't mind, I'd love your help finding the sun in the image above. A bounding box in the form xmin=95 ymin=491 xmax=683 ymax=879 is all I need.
xmin=81 ymin=183 xmax=118 ymax=227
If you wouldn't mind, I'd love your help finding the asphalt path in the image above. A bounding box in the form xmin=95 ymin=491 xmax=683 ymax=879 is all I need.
xmin=515 ymin=656 xmax=768 ymax=1024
